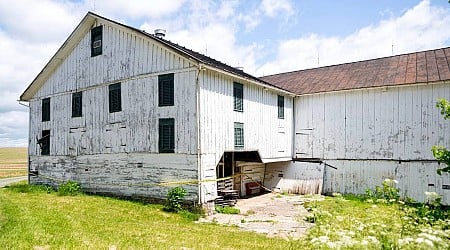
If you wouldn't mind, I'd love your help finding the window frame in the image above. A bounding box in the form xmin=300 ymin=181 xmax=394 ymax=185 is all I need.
xmin=108 ymin=83 xmax=122 ymax=113
xmin=159 ymin=118 xmax=175 ymax=153
xmin=234 ymin=122 xmax=244 ymax=149
xmin=91 ymin=25 xmax=103 ymax=57
xmin=72 ymin=91 xmax=83 ymax=118
xmin=39 ymin=130 xmax=50 ymax=155
xmin=158 ymin=73 xmax=174 ymax=107
xmin=233 ymin=82 xmax=243 ymax=112
xmin=278 ymin=95 xmax=284 ymax=119
xmin=42 ymin=98 xmax=50 ymax=122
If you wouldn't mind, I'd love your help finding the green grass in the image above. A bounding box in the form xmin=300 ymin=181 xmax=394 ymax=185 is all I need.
xmin=1 ymin=182 xmax=449 ymax=249
xmin=0 ymin=183 xmax=291 ymax=249
xmin=0 ymin=147 xmax=27 ymax=179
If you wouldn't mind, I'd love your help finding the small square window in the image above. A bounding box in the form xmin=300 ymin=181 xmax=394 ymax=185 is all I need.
xmin=234 ymin=122 xmax=244 ymax=149
xmin=158 ymin=73 xmax=174 ymax=106
xmin=159 ymin=118 xmax=175 ymax=153
xmin=91 ymin=26 xmax=103 ymax=57
xmin=109 ymin=83 xmax=122 ymax=113
xmin=42 ymin=98 xmax=50 ymax=122
xmin=278 ymin=95 xmax=284 ymax=119
xmin=72 ymin=92 xmax=82 ymax=117
xmin=233 ymin=83 xmax=243 ymax=112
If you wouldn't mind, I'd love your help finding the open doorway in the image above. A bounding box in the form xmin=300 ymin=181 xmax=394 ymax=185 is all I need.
xmin=216 ymin=151 xmax=265 ymax=198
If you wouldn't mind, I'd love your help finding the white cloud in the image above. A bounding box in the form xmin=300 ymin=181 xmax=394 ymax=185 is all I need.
xmin=260 ymin=0 xmax=294 ymax=18
xmin=0 ymin=111 xmax=28 ymax=147
xmin=0 ymin=0 xmax=83 ymax=43
xmin=92 ymin=0 xmax=187 ymax=20
xmin=256 ymin=0 xmax=450 ymax=76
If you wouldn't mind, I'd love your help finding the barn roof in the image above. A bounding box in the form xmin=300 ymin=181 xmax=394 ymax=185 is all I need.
xmin=20 ymin=12 xmax=289 ymax=101
xmin=260 ymin=47 xmax=450 ymax=95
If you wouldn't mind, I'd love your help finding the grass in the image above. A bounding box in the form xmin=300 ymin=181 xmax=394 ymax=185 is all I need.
xmin=0 ymin=182 xmax=292 ymax=249
xmin=1 ymin=182 xmax=449 ymax=249
xmin=0 ymin=147 xmax=27 ymax=179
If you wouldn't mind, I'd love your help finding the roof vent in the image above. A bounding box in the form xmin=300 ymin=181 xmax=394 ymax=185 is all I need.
xmin=154 ymin=29 xmax=166 ymax=38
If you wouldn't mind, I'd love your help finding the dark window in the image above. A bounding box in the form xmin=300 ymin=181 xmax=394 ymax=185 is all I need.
xmin=42 ymin=98 xmax=50 ymax=122
xmin=91 ymin=25 xmax=102 ymax=57
xmin=278 ymin=95 xmax=284 ymax=119
xmin=159 ymin=118 xmax=175 ymax=153
xmin=158 ymin=73 xmax=174 ymax=106
xmin=234 ymin=122 xmax=244 ymax=149
xmin=39 ymin=130 xmax=50 ymax=155
xmin=233 ymin=82 xmax=243 ymax=112
xmin=109 ymin=83 xmax=122 ymax=113
xmin=72 ymin=92 xmax=82 ymax=117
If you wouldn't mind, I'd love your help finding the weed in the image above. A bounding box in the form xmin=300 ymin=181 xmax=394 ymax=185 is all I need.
xmin=215 ymin=206 xmax=240 ymax=214
xmin=163 ymin=186 xmax=186 ymax=212
xmin=57 ymin=181 xmax=81 ymax=196
xmin=245 ymin=210 xmax=255 ymax=216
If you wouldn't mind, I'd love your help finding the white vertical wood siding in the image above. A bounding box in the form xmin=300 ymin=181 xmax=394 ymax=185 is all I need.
xmin=27 ymin=20 xmax=200 ymax=200
xmin=198 ymin=70 xmax=294 ymax=163
xmin=295 ymin=82 xmax=450 ymax=160
xmin=294 ymin=82 xmax=450 ymax=203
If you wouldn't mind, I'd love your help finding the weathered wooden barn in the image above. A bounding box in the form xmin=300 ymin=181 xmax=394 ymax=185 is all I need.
xmin=20 ymin=12 xmax=450 ymax=204
xmin=19 ymin=12 xmax=294 ymax=204
xmin=262 ymin=49 xmax=450 ymax=203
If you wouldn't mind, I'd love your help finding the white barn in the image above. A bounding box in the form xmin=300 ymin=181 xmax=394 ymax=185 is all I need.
xmin=20 ymin=12 xmax=293 ymax=204
xmin=20 ymin=12 xmax=450 ymax=204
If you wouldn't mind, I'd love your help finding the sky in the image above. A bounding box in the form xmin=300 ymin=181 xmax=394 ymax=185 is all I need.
xmin=0 ymin=0 xmax=449 ymax=147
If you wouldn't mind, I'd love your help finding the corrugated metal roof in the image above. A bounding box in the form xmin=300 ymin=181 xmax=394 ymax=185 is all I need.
xmin=260 ymin=47 xmax=450 ymax=95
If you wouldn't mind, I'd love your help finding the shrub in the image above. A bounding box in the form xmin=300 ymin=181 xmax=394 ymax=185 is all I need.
xmin=164 ymin=186 xmax=187 ymax=212
xmin=365 ymin=178 xmax=400 ymax=203
xmin=215 ymin=205 xmax=240 ymax=214
xmin=57 ymin=181 xmax=82 ymax=196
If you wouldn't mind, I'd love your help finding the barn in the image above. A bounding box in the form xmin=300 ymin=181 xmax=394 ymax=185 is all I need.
xmin=19 ymin=12 xmax=294 ymax=204
xmin=262 ymin=49 xmax=450 ymax=203
xmin=20 ymin=12 xmax=450 ymax=205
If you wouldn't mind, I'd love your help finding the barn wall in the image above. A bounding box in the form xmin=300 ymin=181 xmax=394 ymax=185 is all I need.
xmin=29 ymin=153 xmax=198 ymax=201
xmin=264 ymin=161 xmax=324 ymax=195
xmin=294 ymin=82 xmax=450 ymax=160
xmin=198 ymin=70 xmax=294 ymax=164
xmin=293 ymin=82 xmax=450 ymax=203
xmin=34 ymin=20 xmax=195 ymax=98
xmin=322 ymin=160 xmax=450 ymax=204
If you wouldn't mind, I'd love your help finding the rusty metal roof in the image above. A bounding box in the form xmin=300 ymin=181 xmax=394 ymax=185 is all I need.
xmin=260 ymin=47 xmax=450 ymax=95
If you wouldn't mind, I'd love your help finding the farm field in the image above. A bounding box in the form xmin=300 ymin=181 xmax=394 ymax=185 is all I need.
xmin=0 ymin=147 xmax=27 ymax=179
xmin=0 ymin=182 xmax=448 ymax=249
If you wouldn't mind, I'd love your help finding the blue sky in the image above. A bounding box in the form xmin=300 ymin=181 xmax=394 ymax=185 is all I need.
xmin=0 ymin=0 xmax=449 ymax=147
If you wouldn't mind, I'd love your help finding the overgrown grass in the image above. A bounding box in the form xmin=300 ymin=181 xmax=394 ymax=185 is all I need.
xmin=0 ymin=183 xmax=291 ymax=249
xmin=0 ymin=147 xmax=27 ymax=179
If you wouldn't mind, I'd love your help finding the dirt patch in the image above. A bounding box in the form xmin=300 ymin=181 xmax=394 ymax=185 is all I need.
xmin=199 ymin=193 xmax=324 ymax=239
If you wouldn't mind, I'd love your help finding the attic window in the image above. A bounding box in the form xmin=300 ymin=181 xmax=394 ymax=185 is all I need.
xmin=91 ymin=25 xmax=103 ymax=57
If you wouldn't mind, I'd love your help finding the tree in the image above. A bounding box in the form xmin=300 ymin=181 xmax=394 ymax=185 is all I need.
xmin=432 ymin=98 xmax=450 ymax=175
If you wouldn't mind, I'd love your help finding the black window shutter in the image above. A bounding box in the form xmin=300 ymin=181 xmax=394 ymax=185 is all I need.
xmin=72 ymin=92 xmax=82 ymax=117
xmin=278 ymin=95 xmax=284 ymax=119
xmin=159 ymin=118 xmax=175 ymax=153
xmin=42 ymin=98 xmax=50 ymax=122
xmin=233 ymin=82 xmax=243 ymax=112
xmin=158 ymin=73 xmax=174 ymax=106
xmin=91 ymin=25 xmax=103 ymax=57
xmin=109 ymin=83 xmax=122 ymax=113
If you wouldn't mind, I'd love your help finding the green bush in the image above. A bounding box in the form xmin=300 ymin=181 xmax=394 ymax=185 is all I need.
xmin=164 ymin=186 xmax=187 ymax=212
xmin=57 ymin=181 xmax=82 ymax=196
xmin=215 ymin=206 xmax=240 ymax=214
xmin=365 ymin=178 xmax=400 ymax=203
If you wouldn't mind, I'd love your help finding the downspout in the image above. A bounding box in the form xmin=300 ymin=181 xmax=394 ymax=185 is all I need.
xmin=195 ymin=65 xmax=203 ymax=204
xmin=291 ymin=96 xmax=296 ymax=159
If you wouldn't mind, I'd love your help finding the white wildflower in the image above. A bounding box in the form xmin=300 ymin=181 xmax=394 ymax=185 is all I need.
xmin=366 ymin=199 xmax=373 ymax=203
xmin=393 ymin=180 xmax=398 ymax=184
xmin=361 ymin=240 xmax=368 ymax=245
xmin=367 ymin=236 xmax=379 ymax=244
xmin=415 ymin=237 xmax=424 ymax=244
xmin=326 ymin=242 xmax=336 ymax=248
xmin=389 ymin=199 xmax=396 ymax=202
xmin=424 ymin=239 xmax=434 ymax=247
